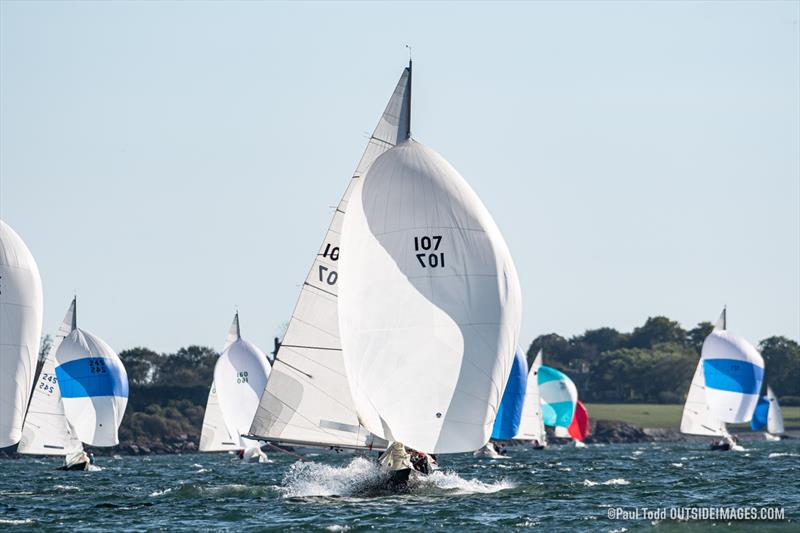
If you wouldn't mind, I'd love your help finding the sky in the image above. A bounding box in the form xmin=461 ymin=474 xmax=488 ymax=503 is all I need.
xmin=1 ymin=1 xmax=798 ymax=354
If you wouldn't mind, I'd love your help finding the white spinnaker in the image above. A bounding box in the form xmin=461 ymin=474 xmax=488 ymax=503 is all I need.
xmin=0 ymin=220 xmax=43 ymax=447
xmin=514 ymin=350 xmax=546 ymax=442
xmin=766 ymin=386 xmax=784 ymax=435
xmin=248 ymin=65 xmax=411 ymax=450
xmin=339 ymin=139 xmax=523 ymax=454
xmin=680 ymin=359 xmax=725 ymax=437
xmin=18 ymin=299 xmax=83 ymax=455
xmin=200 ymin=314 xmax=245 ymax=452
xmin=55 ymin=328 xmax=128 ymax=446
xmin=214 ymin=315 xmax=271 ymax=448
xmin=701 ymin=329 xmax=764 ymax=423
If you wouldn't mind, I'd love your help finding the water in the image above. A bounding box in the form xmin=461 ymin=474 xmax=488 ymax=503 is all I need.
xmin=0 ymin=440 xmax=797 ymax=531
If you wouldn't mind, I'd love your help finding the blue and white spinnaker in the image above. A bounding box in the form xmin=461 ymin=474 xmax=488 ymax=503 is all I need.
xmin=538 ymin=365 xmax=578 ymax=428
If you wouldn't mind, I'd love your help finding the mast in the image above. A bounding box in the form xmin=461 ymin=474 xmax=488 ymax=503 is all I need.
xmin=71 ymin=296 xmax=77 ymax=331
xmin=406 ymin=59 xmax=412 ymax=139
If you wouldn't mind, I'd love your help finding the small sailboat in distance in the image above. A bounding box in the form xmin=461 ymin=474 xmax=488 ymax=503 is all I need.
xmin=750 ymin=386 xmax=784 ymax=441
xmin=211 ymin=312 xmax=271 ymax=462
xmin=680 ymin=307 xmax=764 ymax=451
xmin=18 ymin=298 xmax=84 ymax=467
xmin=338 ymin=61 xmax=523 ymax=486
xmin=0 ymin=219 xmax=43 ymax=449
xmin=246 ymin=62 xmax=412 ymax=453
xmin=567 ymin=400 xmax=590 ymax=446
xmin=538 ymin=365 xmax=578 ymax=430
xmin=513 ymin=349 xmax=547 ymax=449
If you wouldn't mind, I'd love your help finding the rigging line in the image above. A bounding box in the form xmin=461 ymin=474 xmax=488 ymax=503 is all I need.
xmin=272 ymin=358 xmax=313 ymax=379
xmin=280 ymin=344 xmax=341 ymax=352
xmin=302 ymin=281 xmax=337 ymax=298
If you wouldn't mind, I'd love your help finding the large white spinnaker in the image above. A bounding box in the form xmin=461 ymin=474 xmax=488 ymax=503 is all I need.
xmin=54 ymin=302 xmax=128 ymax=447
xmin=339 ymin=139 xmax=523 ymax=454
xmin=248 ymin=64 xmax=411 ymax=450
xmin=200 ymin=314 xmax=245 ymax=452
xmin=18 ymin=298 xmax=83 ymax=455
xmin=766 ymin=386 xmax=785 ymax=436
xmin=0 ymin=220 xmax=43 ymax=447
xmin=213 ymin=313 xmax=270 ymax=448
xmin=514 ymin=350 xmax=546 ymax=443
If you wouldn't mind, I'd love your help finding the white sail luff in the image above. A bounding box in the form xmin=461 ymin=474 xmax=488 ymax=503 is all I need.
xmin=199 ymin=381 xmax=240 ymax=451
xmin=0 ymin=220 xmax=44 ymax=447
xmin=680 ymin=358 xmax=725 ymax=437
xmin=247 ymin=66 xmax=410 ymax=450
xmin=18 ymin=299 xmax=83 ymax=456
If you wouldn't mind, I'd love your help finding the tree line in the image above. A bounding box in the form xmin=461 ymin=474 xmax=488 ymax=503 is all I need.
xmin=527 ymin=316 xmax=800 ymax=405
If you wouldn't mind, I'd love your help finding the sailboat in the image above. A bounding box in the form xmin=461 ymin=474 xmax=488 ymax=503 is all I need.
xmin=204 ymin=312 xmax=271 ymax=462
xmin=475 ymin=347 xmax=528 ymax=458
xmin=513 ymin=349 xmax=547 ymax=449
xmin=538 ymin=365 xmax=578 ymax=429
xmin=750 ymin=386 xmax=784 ymax=441
xmin=246 ymin=63 xmax=412 ymax=453
xmin=337 ymin=63 xmax=523 ymax=485
xmin=20 ymin=297 xmax=128 ymax=468
xmin=680 ymin=308 xmax=764 ymax=451
xmin=0 ymin=220 xmax=43 ymax=449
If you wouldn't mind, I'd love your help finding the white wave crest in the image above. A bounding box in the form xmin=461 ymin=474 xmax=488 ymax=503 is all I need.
xmin=582 ymin=478 xmax=630 ymax=486
xmin=280 ymin=457 xmax=514 ymax=498
xmin=769 ymin=452 xmax=800 ymax=458
xmin=0 ymin=519 xmax=34 ymax=525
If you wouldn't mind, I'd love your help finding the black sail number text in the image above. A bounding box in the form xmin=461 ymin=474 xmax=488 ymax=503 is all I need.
xmin=414 ymin=235 xmax=445 ymax=268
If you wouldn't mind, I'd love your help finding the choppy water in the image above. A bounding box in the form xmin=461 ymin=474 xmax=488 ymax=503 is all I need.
xmin=0 ymin=440 xmax=797 ymax=531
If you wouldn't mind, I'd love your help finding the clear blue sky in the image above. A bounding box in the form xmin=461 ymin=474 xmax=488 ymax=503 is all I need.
xmin=1 ymin=1 xmax=798 ymax=354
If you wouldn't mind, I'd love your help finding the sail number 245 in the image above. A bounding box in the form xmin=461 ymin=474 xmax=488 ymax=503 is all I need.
xmin=414 ymin=235 xmax=445 ymax=268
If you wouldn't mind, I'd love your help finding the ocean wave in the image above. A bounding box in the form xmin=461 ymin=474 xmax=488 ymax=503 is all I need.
xmin=769 ymin=452 xmax=800 ymax=458
xmin=0 ymin=518 xmax=34 ymax=525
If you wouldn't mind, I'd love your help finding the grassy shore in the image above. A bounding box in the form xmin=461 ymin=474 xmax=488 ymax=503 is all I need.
xmin=584 ymin=403 xmax=800 ymax=429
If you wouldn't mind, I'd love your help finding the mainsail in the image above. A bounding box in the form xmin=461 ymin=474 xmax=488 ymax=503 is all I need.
xmin=0 ymin=220 xmax=43 ymax=447
xmin=18 ymin=298 xmax=83 ymax=455
xmin=680 ymin=359 xmax=726 ymax=437
xmin=213 ymin=313 xmax=270 ymax=448
xmin=55 ymin=304 xmax=129 ymax=447
xmin=491 ymin=347 xmax=528 ymax=440
xmin=200 ymin=314 xmax=248 ymax=452
xmin=338 ymin=138 xmax=523 ymax=454
xmin=538 ymin=365 xmax=578 ymax=428
xmin=248 ymin=64 xmax=411 ymax=450
xmin=514 ymin=349 xmax=546 ymax=443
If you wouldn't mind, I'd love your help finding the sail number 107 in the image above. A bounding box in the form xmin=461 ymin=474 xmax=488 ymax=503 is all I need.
xmin=414 ymin=235 xmax=445 ymax=268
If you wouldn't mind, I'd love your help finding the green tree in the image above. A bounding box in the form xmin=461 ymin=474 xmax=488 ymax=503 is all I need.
xmin=759 ymin=336 xmax=800 ymax=398
xmin=119 ymin=347 xmax=160 ymax=385
xmin=685 ymin=322 xmax=713 ymax=353
xmin=628 ymin=316 xmax=686 ymax=349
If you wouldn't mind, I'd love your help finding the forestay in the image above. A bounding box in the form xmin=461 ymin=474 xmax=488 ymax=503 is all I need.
xmin=18 ymin=298 xmax=83 ymax=455
xmin=55 ymin=310 xmax=128 ymax=447
xmin=491 ymin=347 xmax=528 ymax=440
xmin=514 ymin=349 xmax=546 ymax=443
xmin=214 ymin=313 xmax=270 ymax=448
xmin=339 ymin=139 xmax=523 ymax=454
xmin=248 ymin=65 xmax=411 ymax=450
xmin=0 ymin=220 xmax=43 ymax=447
xmin=538 ymin=365 xmax=578 ymax=428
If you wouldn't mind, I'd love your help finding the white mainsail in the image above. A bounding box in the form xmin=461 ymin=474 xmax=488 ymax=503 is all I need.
xmin=213 ymin=313 xmax=270 ymax=448
xmin=248 ymin=64 xmax=412 ymax=450
xmin=0 ymin=219 xmax=43 ymax=447
xmin=680 ymin=359 xmax=726 ymax=437
xmin=766 ymin=386 xmax=785 ymax=435
xmin=514 ymin=350 xmax=546 ymax=443
xmin=338 ymin=139 xmax=523 ymax=454
xmin=55 ymin=302 xmax=129 ymax=447
xmin=18 ymin=299 xmax=83 ymax=455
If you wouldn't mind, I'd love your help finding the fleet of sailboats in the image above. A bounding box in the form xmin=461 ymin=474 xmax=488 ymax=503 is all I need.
xmin=0 ymin=64 xmax=793 ymax=480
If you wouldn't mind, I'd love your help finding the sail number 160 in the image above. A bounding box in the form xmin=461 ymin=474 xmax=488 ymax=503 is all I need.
xmin=414 ymin=235 xmax=445 ymax=268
